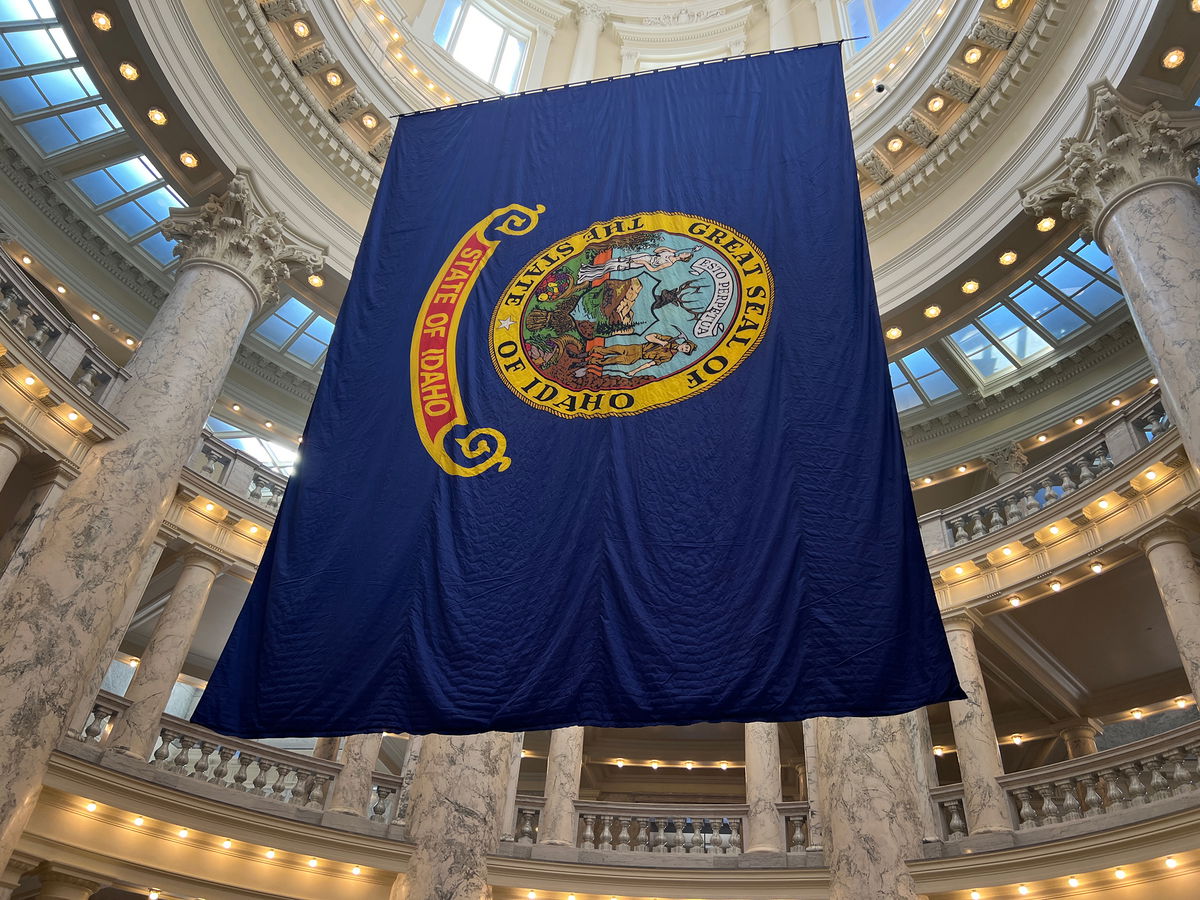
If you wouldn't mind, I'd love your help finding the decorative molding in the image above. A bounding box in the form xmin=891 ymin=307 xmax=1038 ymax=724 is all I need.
xmin=642 ymin=7 xmax=725 ymax=27
xmin=234 ymin=345 xmax=318 ymax=401
xmin=857 ymin=148 xmax=893 ymax=185
xmin=899 ymin=112 xmax=939 ymax=149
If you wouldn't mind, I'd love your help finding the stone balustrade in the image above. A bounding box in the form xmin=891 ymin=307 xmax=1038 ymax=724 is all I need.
xmin=919 ymin=388 xmax=1172 ymax=555
xmin=569 ymin=800 xmax=747 ymax=854
xmin=0 ymin=253 xmax=129 ymax=407
xmin=367 ymin=771 xmax=405 ymax=823
xmin=930 ymin=784 xmax=969 ymax=841
xmin=184 ymin=429 xmax=289 ymax=513
xmin=513 ymin=796 xmax=543 ymax=845
xmin=776 ymin=799 xmax=814 ymax=851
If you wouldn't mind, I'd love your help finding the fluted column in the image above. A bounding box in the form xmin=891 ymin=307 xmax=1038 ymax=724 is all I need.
xmin=401 ymin=732 xmax=511 ymax=899
xmin=498 ymin=731 xmax=525 ymax=841
xmin=327 ymin=732 xmax=384 ymax=815
xmin=1059 ymin=721 xmax=1101 ymax=759
xmin=567 ymin=3 xmax=606 ymax=82
xmin=944 ymin=616 xmax=1012 ymax=834
xmin=105 ymin=551 xmax=223 ymax=758
xmin=816 ymin=715 xmax=923 ymax=900
xmin=312 ymin=736 xmax=342 ymax=760
xmin=743 ymin=721 xmax=785 ymax=853
xmin=1142 ymin=525 xmax=1200 ymax=697
xmin=1024 ymin=84 xmax=1200 ymax=466
xmin=765 ymin=0 xmax=795 ymax=50
xmin=0 ymin=431 xmax=24 ymax=495
xmin=0 ymin=170 xmax=324 ymax=872
xmin=538 ymin=725 xmax=584 ymax=845
xmin=801 ymin=718 xmax=823 ymax=850
xmin=65 ymin=537 xmax=167 ymax=738
xmin=984 ymin=444 xmax=1028 ymax=484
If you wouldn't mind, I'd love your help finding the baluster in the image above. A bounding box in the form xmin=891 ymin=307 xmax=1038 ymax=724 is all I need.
xmin=1093 ymin=444 xmax=1113 ymax=472
xmin=1036 ymin=785 xmax=1061 ymax=824
xmin=271 ymin=764 xmax=292 ymax=803
xmin=598 ymin=814 xmax=613 ymax=850
xmin=651 ymin=817 xmax=668 ymax=853
xmin=1075 ymin=456 xmax=1095 ymax=487
xmin=728 ymin=819 xmax=742 ymax=854
xmin=635 ymin=817 xmax=651 ymax=852
xmin=1122 ymin=764 xmax=1148 ymax=806
xmin=1021 ymin=486 xmax=1039 ymax=516
xmin=1167 ymin=750 xmax=1195 ymax=793
xmin=950 ymin=518 xmax=968 ymax=545
xmin=1057 ymin=467 xmax=1076 ymax=495
xmin=308 ymin=773 xmax=330 ymax=809
xmin=1080 ymin=775 xmax=1105 ymax=816
xmin=74 ymin=365 xmax=100 ymax=395
xmin=27 ymin=315 xmax=54 ymax=349
xmin=372 ymin=785 xmax=394 ymax=821
xmin=1040 ymin=477 xmax=1058 ymax=506
xmin=788 ymin=815 xmax=805 ymax=852
xmin=10 ymin=301 xmax=32 ymax=334
xmin=0 ymin=282 xmax=14 ymax=316
xmin=671 ymin=819 xmax=686 ymax=854
xmin=171 ymin=735 xmax=196 ymax=774
xmin=1004 ymin=494 xmax=1022 ymax=525
xmin=1145 ymin=758 xmax=1172 ymax=802
xmin=252 ymin=758 xmax=273 ymax=796
xmin=82 ymin=705 xmax=107 ymax=742
xmin=581 ymin=814 xmax=596 ymax=850
xmin=1100 ymin=769 xmax=1128 ymax=811
xmin=191 ymin=741 xmax=215 ymax=780
xmin=232 ymin=752 xmax=252 ymax=790
xmin=211 ymin=747 xmax=236 ymax=786
xmin=1014 ymin=788 xmax=1039 ymax=830
xmin=150 ymin=730 xmax=175 ymax=767
xmin=616 ymin=815 xmax=632 ymax=851
xmin=987 ymin=502 xmax=1005 ymax=532
xmin=290 ymin=773 xmax=313 ymax=807
xmin=708 ymin=818 xmax=725 ymax=854
xmin=945 ymin=800 xmax=967 ymax=840
xmin=517 ymin=809 xmax=536 ymax=844
xmin=1057 ymin=780 xmax=1082 ymax=821
xmin=969 ymin=512 xmax=986 ymax=539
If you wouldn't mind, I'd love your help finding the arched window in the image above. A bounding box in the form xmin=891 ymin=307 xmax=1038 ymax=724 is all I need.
xmin=432 ymin=0 xmax=528 ymax=92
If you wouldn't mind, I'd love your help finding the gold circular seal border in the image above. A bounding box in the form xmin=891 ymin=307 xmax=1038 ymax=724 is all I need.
xmin=489 ymin=211 xmax=774 ymax=420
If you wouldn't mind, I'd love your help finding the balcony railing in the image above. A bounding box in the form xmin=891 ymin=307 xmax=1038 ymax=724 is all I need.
xmin=569 ymin=800 xmax=749 ymax=855
xmin=184 ymin=429 xmax=288 ymax=515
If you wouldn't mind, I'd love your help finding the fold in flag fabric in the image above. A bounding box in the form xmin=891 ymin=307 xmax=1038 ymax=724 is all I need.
xmin=193 ymin=44 xmax=965 ymax=738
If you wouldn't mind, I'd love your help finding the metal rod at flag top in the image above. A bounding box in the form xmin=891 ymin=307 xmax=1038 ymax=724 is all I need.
xmin=388 ymin=36 xmax=872 ymax=121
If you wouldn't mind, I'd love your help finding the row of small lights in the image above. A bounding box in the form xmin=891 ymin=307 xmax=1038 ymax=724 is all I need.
xmin=931 ymin=697 xmax=1194 ymax=757
xmin=967 ymin=854 xmax=1185 ymax=898
xmin=913 ymin=378 xmax=1158 ymax=489
xmin=611 ymin=759 xmax=737 ymax=770
xmin=15 ymin=367 xmax=89 ymax=428
xmin=16 ymin=251 xmax=141 ymax=348
xmin=90 ymin=12 xmax=201 ymax=170
xmin=885 ymin=216 xmax=1057 ymax=342
xmin=848 ymin=2 xmax=970 ymax=110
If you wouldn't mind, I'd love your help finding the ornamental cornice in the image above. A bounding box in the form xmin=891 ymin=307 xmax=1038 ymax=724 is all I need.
xmin=611 ymin=5 xmax=751 ymax=46
xmin=234 ymin=345 xmax=319 ymax=401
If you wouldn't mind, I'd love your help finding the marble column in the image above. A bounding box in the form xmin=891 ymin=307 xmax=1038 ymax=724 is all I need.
xmin=1023 ymin=84 xmax=1200 ymax=467
xmin=815 ymin=715 xmax=923 ymax=900
xmin=567 ymin=3 xmax=606 ymax=83
xmin=498 ymin=731 xmax=525 ymax=841
xmin=801 ymin=718 xmax=823 ymax=850
xmin=944 ymin=616 xmax=1012 ymax=835
xmin=312 ymin=736 xmax=342 ymax=760
xmin=31 ymin=866 xmax=101 ymax=900
xmin=907 ymin=706 xmax=943 ymax=843
xmin=327 ymin=732 xmax=384 ymax=815
xmin=1142 ymin=525 xmax=1200 ymax=698
xmin=0 ymin=431 xmax=24 ymax=495
xmin=538 ymin=725 xmax=584 ymax=845
xmin=743 ymin=721 xmax=785 ymax=853
xmin=0 ymin=170 xmax=323 ymax=872
xmin=400 ymin=732 xmax=511 ymax=900
xmin=1059 ymin=722 xmax=1101 ymax=759
xmin=765 ymin=0 xmax=795 ymax=50
xmin=65 ymin=537 xmax=167 ymax=738
xmin=0 ymin=858 xmax=33 ymax=900
xmin=393 ymin=734 xmax=424 ymax=831
xmin=105 ymin=550 xmax=224 ymax=759
xmin=983 ymin=444 xmax=1028 ymax=485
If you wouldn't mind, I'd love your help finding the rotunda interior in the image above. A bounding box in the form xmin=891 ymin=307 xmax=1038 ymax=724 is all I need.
xmin=0 ymin=0 xmax=1199 ymax=899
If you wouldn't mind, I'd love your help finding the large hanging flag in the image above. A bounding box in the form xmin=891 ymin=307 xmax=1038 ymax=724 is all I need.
xmin=193 ymin=45 xmax=964 ymax=738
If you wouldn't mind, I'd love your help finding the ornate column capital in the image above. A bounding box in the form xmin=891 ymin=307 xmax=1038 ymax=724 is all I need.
xmin=1139 ymin=521 xmax=1195 ymax=556
xmin=576 ymin=1 xmax=608 ymax=27
xmin=179 ymin=546 xmax=228 ymax=577
xmin=163 ymin=169 xmax=326 ymax=313
xmin=1021 ymin=82 xmax=1200 ymax=242
xmin=943 ymin=613 xmax=977 ymax=635
xmin=983 ymin=442 xmax=1028 ymax=482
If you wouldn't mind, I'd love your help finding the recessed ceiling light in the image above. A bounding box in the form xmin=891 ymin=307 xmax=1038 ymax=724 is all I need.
xmin=957 ymin=465 xmax=967 ymax=473
xmin=19 ymin=254 xmax=31 ymax=264
xmin=67 ymin=410 xmax=79 ymax=421
xmin=924 ymin=304 xmax=941 ymax=318
xmin=264 ymin=421 xmax=273 ymax=428
xmin=922 ymin=476 xmax=932 ymax=484
xmin=963 ymin=47 xmax=983 ymax=65
xmin=1110 ymin=398 xmax=1122 ymax=407
xmin=23 ymin=376 xmax=35 ymax=386
xmin=292 ymin=20 xmax=310 ymax=38
xmin=118 ymin=61 xmax=139 ymax=80
xmin=961 ymin=279 xmax=979 ymax=294
xmin=352 ymin=866 xmax=362 ymax=875
xmin=1097 ymin=499 xmax=1110 ymax=509
xmin=133 ymin=815 xmax=145 ymax=825
xmin=1008 ymin=596 xmax=1020 ymax=607
xmin=1036 ymin=433 xmax=1047 ymax=442
xmin=1150 ymin=376 xmax=1159 ymax=386
xmin=125 ymin=337 xmax=136 ymax=346
xmin=885 ymin=326 xmax=902 ymax=340
xmin=1162 ymin=48 xmax=1186 ymax=70
xmin=927 ymin=95 xmax=945 ymax=113
xmin=231 ymin=403 xmax=241 ymax=411
xmin=222 ymin=839 xmax=233 ymax=849
xmin=308 ymin=273 xmax=325 ymax=288
xmin=1166 ymin=857 xmax=1178 ymax=869
xmin=249 ymin=525 xmax=259 ymax=534
xmin=147 ymin=107 xmax=167 ymax=126
xmin=1002 ymin=546 xmax=1013 ymax=556
xmin=1049 ymin=525 xmax=1060 ymax=535
xmin=1145 ymin=469 xmax=1158 ymax=481
xmin=179 ymin=151 xmax=199 ymax=168
xmin=325 ymin=70 xmax=343 ymax=87
xmin=1012 ymin=735 xmax=1023 ymax=747
xmin=954 ymin=565 xmax=964 ymax=575
xmin=1037 ymin=216 xmax=1056 ymax=232
xmin=1114 ymin=867 xmax=1127 ymax=880
xmin=1091 ymin=561 xmax=1103 ymax=574
xmin=1068 ymin=876 xmax=1080 ymax=887
xmin=999 ymin=250 xmax=1017 ymax=265
xmin=361 ymin=113 xmax=378 ymax=129
xmin=56 ymin=284 xmax=66 ymax=294
xmin=887 ymin=137 xmax=904 ymax=153
xmin=1050 ymin=579 xmax=1062 ymax=591
xmin=994 ymin=0 xmax=1013 ymax=7
xmin=1073 ymin=416 xmax=1084 ymax=425
xmin=91 ymin=10 xmax=112 ymax=30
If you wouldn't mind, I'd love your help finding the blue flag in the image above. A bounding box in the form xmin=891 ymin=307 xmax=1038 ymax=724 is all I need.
xmin=193 ymin=45 xmax=964 ymax=737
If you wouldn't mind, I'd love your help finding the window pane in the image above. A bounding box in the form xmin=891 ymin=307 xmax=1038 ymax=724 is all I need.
xmin=900 ymin=347 xmax=940 ymax=378
xmin=847 ymin=0 xmax=871 ymax=36
xmin=0 ymin=75 xmax=47 ymax=113
xmin=1037 ymin=304 xmax=1086 ymax=339
xmin=917 ymin=370 xmax=957 ymax=400
xmin=893 ymin=382 xmax=921 ymax=411
xmin=206 ymin=416 xmax=235 ymax=432
xmin=966 ymin=346 xmax=1015 ymax=378
xmin=888 ymin=361 xmax=906 ymax=388
xmin=254 ymin=316 xmax=295 ymax=347
xmin=33 ymin=67 xmax=88 ymax=105
xmin=1072 ymin=281 xmax=1122 ymax=316
xmin=60 ymin=103 xmax=117 ymax=141
xmin=494 ymin=34 xmax=523 ymax=92
xmin=6 ymin=28 xmax=63 ymax=65
xmin=72 ymin=169 xmax=122 ymax=204
xmin=872 ymin=0 xmax=910 ymax=31
xmin=979 ymin=305 xmax=1025 ymax=340
xmin=287 ymin=333 xmax=326 ymax=365
xmin=950 ymin=323 xmax=991 ymax=356
xmin=108 ymin=156 xmax=158 ymax=192
xmin=452 ymin=5 xmax=504 ymax=82
xmin=1000 ymin=326 xmax=1050 ymax=361
xmin=1040 ymin=258 xmax=1091 ymax=296
xmin=1010 ymin=283 xmax=1058 ymax=318
xmin=104 ymin=199 xmax=156 ymax=236
xmin=433 ymin=0 xmax=463 ymax=47
xmin=138 ymin=231 xmax=177 ymax=265
xmin=137 ymin=185 xmax=182 ymax=221
xmin=304 ymin=315 xmax=334 ymax=343
xmin=21 ymin=114 xmax=72 ymax=151
xmin=0 ymin=1 xmax=40 ymax=23
xmin=276 ymin=296 xmax=312 ymax=326
xmin=1072 ymin=241 xmax=1114 ymax=274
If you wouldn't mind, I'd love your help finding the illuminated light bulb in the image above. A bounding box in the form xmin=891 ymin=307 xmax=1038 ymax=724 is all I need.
xmin=924 ymin=304 xmax=941 ymax=318
xmin=67 ymin=411 xmax=79 ymax=421
xmin=149 ymin=892 xmax=159 ymax=900
xmin=953 ymin=566 xmax=964 ymax=575
xmin=927 ymin=95 xmax=945 ymax=113
xmin=376 ymin=11 xmax=386 ymax=21
xmin=1115 ymin=867 xmax=1126 ymax=879
xmin=392 ymin=31 xmax=400 ymax=39
xmin=92 ymin=11 xmax=112 ymax=30
xmin=443 ymin=95 xmax=453 ymax=103
xmin=56 ymin=284 xmax=66 ymax=294
xmin=961 ymin=279 xmax=979 ymax=294
xmin=125 ymin=337 xmax=136 ymax=346
xmin=887 ymin=137 xmax=904 ymax=153
xmin=128 ymin=658 xmax=138 ymax=668
xmin=86 ymin=801 xmax=98 ymax=812
xmin=888 ymin=62 xmax=895 ymax=70
xmin=1162 ymin=48 xmax=1186 ymax=70
xmin=685 ymin=762 xmax=693 ymax=770
xmin=999 ymin=250 xmax=1018 ymax=266
xmin=1048 ymin=525 xmax=1060 ymax=536
xmin=231 ymin=403 xmax=241 ymax=411
xmin=922 ymin=476 xmax=932 ymax=484
xmin=394 ymin=51 xmax=404 ymax=59
xmin=885 ymin=326 xmax=902 ymax=340
xmin=853 ymin=90 xmax=862 ymax=100
xmin=1132 ymin=709 xmax=1143 ymax=720
xmin=1037 ymin=216 xmax=1056 ymax=232
xmin=615 ymin=759 xmax=624 ymax=767
xmin=426 ymin=81 xmax=436 ymax=90
xmin=264 ymin=421 xmax=273 ymax=428
xmin=995 ymin=0 xmax=1013 ymax=7
xmin=119 ymin=61 xmax=139 ymax=80
xmin=20 ymin=254 xmax=31 ymax=264
xmin=308 ymin=858 xmax=318 ymax=868
xmin=650 ymin=761 xmax=659 ymax=769
xmin=265 ymin=849 xmax=276 ymax=859
xmin=147 ymin=107 xmax=167 ymax=126
xmin=1002 ymin=546 xmax=1013 ymax=556
xmin=1151 ymin=376 xmax=1160 ymax=385
xmin=178 ymin=828 xmax=188 ymax=838
xmin=308 ymin=273 xmax=325 ymax=288
xmin=23 ymin=376 xmax=35 ymax=386
xmin=957 ymin=465 xmax=968 ymax=473
xmin=1193 ymin=0 xmax=1200 ymax=12
xmin=1073 ymin=416 xmax=1084 ymax=425
xmin=133 ymin=816 xmax=145 ymax=826
xmin=720 ymin=762 xmax=728 ymax=770
xmin=970 ymin=893 xmax=980 ymax=900
xmin=963 ymin=47 xmax=983 ymax=65
xmin=568 ymin=896 xmax=576 ymax=900
xmin=1068 ymin=876 xmax=1079 ymax=887
xmin=1050 ymin=580 xmax=1062 ymax=591
xmin=361 ymin=113 xmax=378 ymax=129
xmin=180 ymin=151 xmax=199 ymax=168
xmin=1012 ymin=734 xmax=1023 ymax=746
xmin=249 ymin=525 xmax=259 ymax=535
xmin=352 ymin=866 xmax=362 ymax=875
xmin=222 ymin=839 xmax=232 ymax=849
xmin=1091 ymin=561 xmax=1103 ymax=574
xmin=1110 ymin=398 xmax=1122 ymax=407
xmin=325 ymin=70 xmax=343 ymax=87
xmin=933 ymin=746 xmax=944 ymax=757
xmin=1037 ymin=434 xmax=1048 ymax=443
xmin=1008 ymin=596 xmax=1021 ymax=607
xmin=1177 ymin=697 xmax=1189 ymax=708
xmin=527 ymin=892 xmax=536 ymax=899
xmin=204 ymin=502 xmax=215 ymax=512
xmin=1098 ymin=499 xmax=1110 ymax=510
xmin=292 ymin=20 xmax=310 ymax=38
xmin=1145 ymin=469 xmax=1158 ymax=480
xmin=1018 ymin=886 xmax=1029 ymax=896
xmin=410 ymin=66 xmax=419 ymax=75
xmin=1166 ymin=856 xmax=1178 ymax=869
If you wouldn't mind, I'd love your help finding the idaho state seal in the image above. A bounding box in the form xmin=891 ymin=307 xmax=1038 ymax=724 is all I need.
xmin=490 ymin=212 xmax=773 ymax=418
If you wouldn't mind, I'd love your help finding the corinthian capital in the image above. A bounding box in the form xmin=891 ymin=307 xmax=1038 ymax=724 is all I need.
xmin=576 ymin=2 xmax=607 ymax=26
xmin=1021 ymin=82 xmax=1200 ymax=240
xmin=163 ymin=169 xmax=326 ymax=311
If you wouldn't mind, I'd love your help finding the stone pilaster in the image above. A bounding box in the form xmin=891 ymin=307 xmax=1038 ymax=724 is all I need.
xmin=1141 ymin=524 xmax=1200 ymax=698
xmin=567 ymin=3 xmax=607 ymax=82
xmin=327 ymin=732 xmax=384 ymax=816
xmin=944 ymin=616 xmax=1012 ymax=835
xmin=0 ymin=170 xmax=323 ymax=873
xmin=1023 ymin=83 xmax=1200 ymax=468
xmin=538 ymin=725 xmax=584 ymax=845
xmin=743 ymin=721 xmax=785 ymax=853
xmin=105 ymin=550 xmax=224 ymax=759
xmin=815 ymin=715 xmax=923 ymax=900
xmin=400 ymin=733 xmax=511 ymax=899
xmin=498 ymin=732 xmax=525 ymax=841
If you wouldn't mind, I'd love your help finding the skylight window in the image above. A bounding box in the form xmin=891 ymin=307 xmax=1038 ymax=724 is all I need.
xmin=433 ymin=0 xmax=527 ymax=92
xmin=70 ymin=155 xmax=182 ymax=267
xmin=844 ymin=0 xmax=913 ymax=52
xmin=253 ymin=296 xmax=335 ymax=369
xmin=890 ymin=347 xmax=959 ymax=412
xmin=0 ymin=1 xmax=55 ymax=26
xmin=205 ymin=416 xmax=298 ymax=476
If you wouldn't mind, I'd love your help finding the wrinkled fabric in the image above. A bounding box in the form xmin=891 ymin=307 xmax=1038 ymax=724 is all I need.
xmin=193 ymin=46 xmax=964 ymax=738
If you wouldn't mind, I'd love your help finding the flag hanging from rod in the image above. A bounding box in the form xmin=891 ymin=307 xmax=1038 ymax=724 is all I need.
xmin=193 ymin=44 xmax=964 ymax=737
